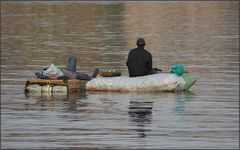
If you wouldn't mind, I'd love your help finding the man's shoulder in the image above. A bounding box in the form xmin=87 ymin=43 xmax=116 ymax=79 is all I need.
xmin=131 ymin=47 xmax=138 ymax=51
xmin=144 ymin=49 xmax=152 ymax=55
xmin=129 ymin=47 xmax=138 ymax=53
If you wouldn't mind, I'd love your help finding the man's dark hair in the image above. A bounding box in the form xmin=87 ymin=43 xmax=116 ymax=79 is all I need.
xmin=136 ymin=38 xmax=146 ymax=46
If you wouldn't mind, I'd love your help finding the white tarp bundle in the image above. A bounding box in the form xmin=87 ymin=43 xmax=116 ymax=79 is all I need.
xmin=86 ymin=73 xmax=189 ymax=92
xmin=42 ymin=64 xmax=64 ymax=79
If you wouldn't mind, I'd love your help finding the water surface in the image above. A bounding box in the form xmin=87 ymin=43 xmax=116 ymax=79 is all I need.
xmin=1 ymin=1 xmax=239 ymax=149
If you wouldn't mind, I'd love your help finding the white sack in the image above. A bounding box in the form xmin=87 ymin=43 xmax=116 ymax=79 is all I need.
xmin=86 ymin=73 xmax=186 ymax=92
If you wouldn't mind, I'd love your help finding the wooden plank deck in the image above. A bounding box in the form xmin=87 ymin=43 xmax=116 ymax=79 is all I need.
xmin=25 ymin=79 xmax=88 ymax=93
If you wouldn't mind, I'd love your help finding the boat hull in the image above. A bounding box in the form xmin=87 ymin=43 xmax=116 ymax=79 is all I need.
xmin=86 ymin=73 xmax=198 ymax=92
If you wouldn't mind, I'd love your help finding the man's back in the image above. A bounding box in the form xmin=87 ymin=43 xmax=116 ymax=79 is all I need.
xmin=126 ymin=46 xmax=152 ymax=77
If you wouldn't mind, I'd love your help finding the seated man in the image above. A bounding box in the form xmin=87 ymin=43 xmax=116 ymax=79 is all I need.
xmin=126 ymin=38 xmax=161 ymax=77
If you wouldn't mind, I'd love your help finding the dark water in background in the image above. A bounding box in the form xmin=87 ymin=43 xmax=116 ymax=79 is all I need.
xmin=1 ymin=1 xmax=239 ymax=149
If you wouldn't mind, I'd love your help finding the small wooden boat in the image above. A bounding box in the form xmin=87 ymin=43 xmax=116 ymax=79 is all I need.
xmin=86 ymin=73 xmax=198 ymax=92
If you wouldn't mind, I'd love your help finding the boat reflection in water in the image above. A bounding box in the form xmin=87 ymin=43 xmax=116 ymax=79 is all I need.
xmin=173 ymin=91 xmax=196 ymax=115
xmin=127 ymin=91 xmax=196 ymax=138
xmin=24 ymin=90 xmax=87 ymax=112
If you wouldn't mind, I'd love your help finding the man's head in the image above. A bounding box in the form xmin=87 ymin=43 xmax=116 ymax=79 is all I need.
xmin=136 ymin=38 xmax=146 ymax=47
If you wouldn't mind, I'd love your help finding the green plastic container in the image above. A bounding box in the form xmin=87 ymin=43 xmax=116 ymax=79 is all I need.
xmin=170 ymin=64 xmax=185 ymax=76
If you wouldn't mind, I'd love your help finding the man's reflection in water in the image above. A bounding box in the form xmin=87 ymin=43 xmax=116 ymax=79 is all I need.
xmin=128 ymin=101 xmax=153 ymax=138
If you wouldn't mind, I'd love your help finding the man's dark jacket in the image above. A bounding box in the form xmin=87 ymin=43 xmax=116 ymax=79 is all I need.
xmin=126 ymin=46 xmax=152 ymax=77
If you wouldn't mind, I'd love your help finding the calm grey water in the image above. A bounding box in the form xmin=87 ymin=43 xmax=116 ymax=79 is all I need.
xmin=1 ymin=1 xmax=239 ymax=149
